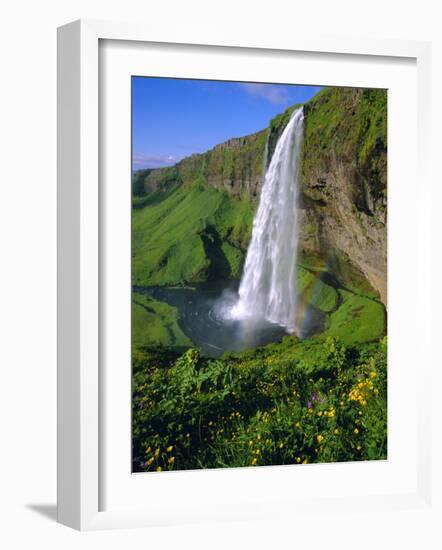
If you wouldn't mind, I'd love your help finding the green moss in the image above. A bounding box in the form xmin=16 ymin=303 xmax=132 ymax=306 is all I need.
xmin=132 ymin=292 xmax=192 ymax=348
xmin=322 ymin=290 xmax=385 ymax=344
xmin=302 ymin=87 xmax=387 ymax=202
xmin=297 ymin=266 xmax=338 ymax=313
xmin=220 ymin=242 xmax=243 ymax=278
xmin=132 ymin=182 xmax=254 ymax=286
xmin=327 ymin=251 xmax=379 ymax=299
xmin=132 ymin=168 xmax=152 ymax=196
xmin=298 ymin=249 xmax=379 ymax=300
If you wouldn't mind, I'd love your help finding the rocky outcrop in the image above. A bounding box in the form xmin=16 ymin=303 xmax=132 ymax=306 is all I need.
xmin=139 ymin=130 xmax=267 ymax=202
xmin=299 ymin=88 xmax=387 ymax=304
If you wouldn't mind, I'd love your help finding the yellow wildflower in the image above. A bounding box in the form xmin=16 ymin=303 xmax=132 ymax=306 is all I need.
xmin=168 ymin=456 xmax=175 ymax=464
xmin=334 ymin=428 xmax=339 ymax=435
xmin=317 ymin=434 xmax=324 ymax=444
xmin=251 ymin=458 xmax=257 ymax=465
xmin=166 ymin=445 xmax=173 ymax=452
xmin=155 ymin=448 xmax=160 ymax=457
xmin=156 ymin=466 xmax=162 ymax=472
xmin=354 ymin=428 xmax=359 ymax=435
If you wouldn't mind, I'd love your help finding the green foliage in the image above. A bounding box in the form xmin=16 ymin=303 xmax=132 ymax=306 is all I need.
xmin=302 ymin=87 xmax=387 ymax=203
xmin=323 ymin=290 xmax=385 ymax=344
xmin=132 ymin=181 xmax=254 ymax=286
xmin=298 ymin=249 xmax=380 ymax=301
xmin=132 ymin=169 xmax=152 ymax=196
xmin=297 ymin=266 xmax=338 ymax=313
xmin=133 ymin=337 xmax=387 ymax=472
xmin=132 ymin=292 xmax=192 ymax=348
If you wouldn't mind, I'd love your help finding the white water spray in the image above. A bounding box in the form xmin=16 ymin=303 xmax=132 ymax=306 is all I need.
xmin=230 ymin=107 xmax=304 ymax=332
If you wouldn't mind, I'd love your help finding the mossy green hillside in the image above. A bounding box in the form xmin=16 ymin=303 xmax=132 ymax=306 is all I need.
xmin=132 ymin=292 xmax=192 ymax=349
xmin=295 ymin=265 xmax=384 ymax=344
xmin=132 ymin=181 xmax=254 ymax=286
xmin=322 ymin=290 xmax=385 ymax=345
xmin=297 ymin=266 xmax=338 ymax=313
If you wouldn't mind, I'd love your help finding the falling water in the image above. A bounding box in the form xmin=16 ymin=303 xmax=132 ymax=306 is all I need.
xmin=230 ymin=107 xmax=304 ymax=332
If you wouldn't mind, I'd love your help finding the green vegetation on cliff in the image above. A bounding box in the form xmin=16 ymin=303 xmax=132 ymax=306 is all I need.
xmin=297 ymin=266 xmax=339 ymax=313
xmin=322 ymin=291 xmax=385 ymax=344
xmin=302 ymin=87 xmax=387 ymax=207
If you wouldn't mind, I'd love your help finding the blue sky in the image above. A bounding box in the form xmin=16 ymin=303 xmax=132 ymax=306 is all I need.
xmin=132 ymin=77 xmax=322 ymax=171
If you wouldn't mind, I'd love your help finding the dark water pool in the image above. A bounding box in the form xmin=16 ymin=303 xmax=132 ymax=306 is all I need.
xmin=134 ymin=281 xmax=325 ymax=357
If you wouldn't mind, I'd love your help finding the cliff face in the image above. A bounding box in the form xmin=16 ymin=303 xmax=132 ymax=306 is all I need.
xmin=299 ymin=88 xmax=387 ymax=304
xmin=137 ymin=130 xmax=267 ymax=202
xmin=134 ymin=87 xmax=387 ymax=304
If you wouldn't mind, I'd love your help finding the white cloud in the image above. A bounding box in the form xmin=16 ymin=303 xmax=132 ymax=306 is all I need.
xmin=239 ymin=83 xmax=290 ymax=105
xmin=132 ymin=153 xmax=182 ymax=169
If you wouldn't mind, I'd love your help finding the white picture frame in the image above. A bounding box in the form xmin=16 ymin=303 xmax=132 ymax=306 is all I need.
xmin=57 ymin=19 xmax=433 ymax=531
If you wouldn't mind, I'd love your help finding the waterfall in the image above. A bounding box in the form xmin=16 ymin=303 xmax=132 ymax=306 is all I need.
xmin=230 ymin=107 xmax=304 ymax=332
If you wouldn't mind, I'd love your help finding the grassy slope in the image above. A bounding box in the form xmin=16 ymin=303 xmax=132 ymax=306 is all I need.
xmin=132 ymin=179 xmax=253 ymax=286
xmin=132 ymin=292 xmax=191 ymax=348
xmin=322 ymin=291 xmax=385 ymax=345
xmin=296 ymin=264 xmax=384 ymax=344
xmin=297 ymin=266 xmax=338 ymax=313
